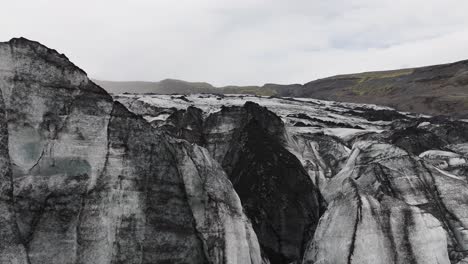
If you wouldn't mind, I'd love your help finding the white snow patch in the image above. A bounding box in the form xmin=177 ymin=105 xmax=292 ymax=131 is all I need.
xmin=434 ymin=167 xmax=464 ymax=181
xmin=144 ymin=114 xmax=171 ymax=122
xmin=323 ymin=128 xmax=383 ymax=139
xmin=448 ymin=158 xmax=466 ymax=166
xmin=417 ymin=122 xmax=431 ymax=128
xmin=419 ymin=150 xmax=461 ymax=159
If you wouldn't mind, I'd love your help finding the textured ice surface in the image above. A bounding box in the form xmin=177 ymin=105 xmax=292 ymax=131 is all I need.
xmin=114 ymin=93 xmax=411 ymax=137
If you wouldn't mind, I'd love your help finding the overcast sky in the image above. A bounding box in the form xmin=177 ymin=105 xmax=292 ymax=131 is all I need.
xmin=2 ymin=0 xmax=468 ymax=86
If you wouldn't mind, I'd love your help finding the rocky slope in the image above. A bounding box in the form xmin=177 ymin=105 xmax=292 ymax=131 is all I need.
xmin=297 ymin=62 xmax=468 ymax=119
xmin=97 ymin=59 xmax=468 ymax=119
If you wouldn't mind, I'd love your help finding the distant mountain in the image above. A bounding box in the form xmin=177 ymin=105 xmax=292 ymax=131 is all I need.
xmin=95 ymin=60 xmax=468 ymax=119
xmin=93 ymin=79 xmax=217 ymax=94
xmin=94 ymin=79 xmax=301 ymax=96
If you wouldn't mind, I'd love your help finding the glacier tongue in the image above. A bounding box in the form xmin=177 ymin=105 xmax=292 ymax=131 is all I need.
xmin=116 ymin=93 xmax=468 ymax=263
